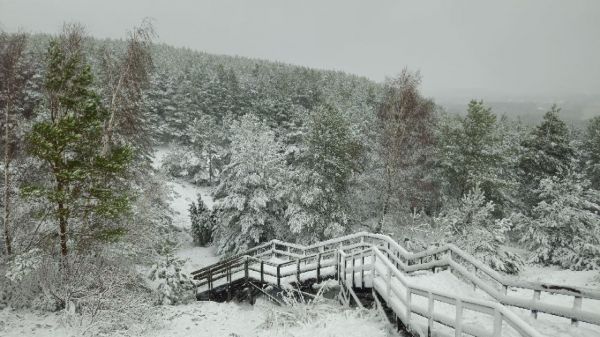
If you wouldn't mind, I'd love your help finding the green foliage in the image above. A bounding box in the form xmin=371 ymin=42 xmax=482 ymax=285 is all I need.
xmin=583 ymin=116 xmax=600 ymax=189
xmin=517 ymin=173 xmax=600 ymax=270
xmin=437 ymin=101 xmax=518 ymax=211
xmin=212 ymin=115 xmax=286 ymax=254
xmin=189 ymin=197 xmax=213 ymax=246
xmin=24 ymin=34 xmax=133 ymax=254
xmin=518 ymin=105 xmax=574 ymax=209
xmin=434 ymin=185 xmax=524 ymax=274
xmin=148 ymin=254 xmax=194 ymax=305
xmin=285 ymin=104 xmax=363 ymax=242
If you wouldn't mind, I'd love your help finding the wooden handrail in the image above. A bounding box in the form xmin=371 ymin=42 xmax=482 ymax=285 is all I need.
xmin=191 ymin=231 xmax=600 ymax=327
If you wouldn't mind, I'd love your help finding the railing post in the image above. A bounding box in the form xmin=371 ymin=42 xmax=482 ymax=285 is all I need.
xmin=427 ymin=292 xmax=434 ymax=337
xmin=227 ymin=266 xmax=231 ymax=301
xmin=361 ymin=251 xmax=365 ymax=289
xmin=352 ymin=256 xmax=356 ymax=288
xmin=244 ymin=259 xmax=249 ymax=283
xmin=572 ymin=296 xmax=582 ymax=326
xmin=386 ymin=265 xmax=392 ymax=302
xmin=296 ymin=259 xmax=301 ymax=283
xmin=343 ymin=256 xmax=348 ymax=284
xmin=455 ymin=299 xmax=463 ymax=337
xmin=531 ymin=290 xmax=540 ymax=319
xmin=405 ymin=288 xmax=412 ymax=327
xmin=317 ymin=253 xmax=321 ymax=283
xmin=277 ymin=264 xmax=281 ymax=288
xmin=260 ymin=261 xmax=264 ymax=284
xmin=493 ymin=309 xmax=502 ymax=337
xmin=335 ymin=252 xmax=340 ymax=281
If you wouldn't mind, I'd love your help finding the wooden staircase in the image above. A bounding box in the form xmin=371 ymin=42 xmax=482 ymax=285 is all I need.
xmin=191 ymin=232 xmax=600 ymax=337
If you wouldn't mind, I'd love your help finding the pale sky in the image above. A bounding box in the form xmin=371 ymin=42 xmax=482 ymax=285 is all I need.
xmin=1 ymin=0 xmax=599 ymax=99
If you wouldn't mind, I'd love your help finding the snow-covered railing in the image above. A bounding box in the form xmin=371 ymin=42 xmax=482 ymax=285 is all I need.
xmin=342 ymin=246 xmax=544 ymax=337
xmin=191 ymin=231 xmax=600 ymax=327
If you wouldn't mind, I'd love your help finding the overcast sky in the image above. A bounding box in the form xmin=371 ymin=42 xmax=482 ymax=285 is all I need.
xmin=1 ymin=0 xmax=599 ymax=99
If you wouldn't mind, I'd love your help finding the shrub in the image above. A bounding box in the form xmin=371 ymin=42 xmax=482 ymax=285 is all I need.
xmin=148 ymin=254 xmax=195 ymax=305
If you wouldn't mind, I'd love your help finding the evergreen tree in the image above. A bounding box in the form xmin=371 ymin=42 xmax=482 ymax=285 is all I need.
xmin=437 ymin=101 xmax=515 ymax=210
xmin=212 ymin=115 xmax=285 ymax=254
xmin=434 ymin=185 xmax=524 ymax=274
xmin=24 ymin=26 xmax=132 ymax=257
xmin=583 ymin=116 xmax=600 ymax=189
xmin=189 ymin=196 xmax=212 ymax=246
xmin=518 ymin=105 xmax=574 ymax=209
xmin=518 ymin=173 xmax=600 ymax=270
xmin=284 ymin=104 xmax=362 ymax=242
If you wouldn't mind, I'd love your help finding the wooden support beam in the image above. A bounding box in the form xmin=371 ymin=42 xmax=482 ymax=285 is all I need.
xmin=316 ymin=253 xmax=321 ymax=283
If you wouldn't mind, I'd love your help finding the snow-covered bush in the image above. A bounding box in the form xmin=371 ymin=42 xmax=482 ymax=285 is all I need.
xmin=189 ymin=196 xmax=213 ymax=246
xmin=148 ymin=254 xmax=194 ymax=305
xmin=517 ymin=174 xmax=600 ymax=270
xmin=1 ymin=253 xmax=155 ymax=334
xmin=4 ymin=248 xmax=43 ymax=282
xmin=434 ymin=185 xmax=524 ymax=274
xmin=160 ymin=146 xmax=204 ymax=180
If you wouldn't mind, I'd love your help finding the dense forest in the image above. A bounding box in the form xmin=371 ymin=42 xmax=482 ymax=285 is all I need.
xmin=1 ymin=22 xmax=599 ymax=333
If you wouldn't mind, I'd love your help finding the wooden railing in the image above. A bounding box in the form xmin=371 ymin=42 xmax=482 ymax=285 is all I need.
xmin=345 ymin=246 xmax=545 ymax=337
xmin=191 ymin=232 xmax=600 ymax=328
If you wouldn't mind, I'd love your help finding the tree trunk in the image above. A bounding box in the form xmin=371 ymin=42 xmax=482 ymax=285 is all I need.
xmin=57 ymin=181 xmax=68 ymax=257
xmin=375 ymin=165 xmax=393 ymax=234
xmin=3 ymin=102 xmax=12 ymax=255
xmin=208 ymin=152 xmax=213 ymax=184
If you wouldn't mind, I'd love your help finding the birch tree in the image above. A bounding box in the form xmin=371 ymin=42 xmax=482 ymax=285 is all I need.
xmin=0 ymin=32 xmax=31 ymax=255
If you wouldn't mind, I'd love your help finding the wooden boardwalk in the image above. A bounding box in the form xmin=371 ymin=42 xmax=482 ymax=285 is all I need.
xmin=191 ymin=232 xmax=600 ymax=337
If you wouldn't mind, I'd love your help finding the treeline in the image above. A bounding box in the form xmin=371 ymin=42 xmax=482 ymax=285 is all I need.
xmin=1 ymin=22 xmax=600 ymax=292
xmin=147 ymin=40 xmax=600 ymax=273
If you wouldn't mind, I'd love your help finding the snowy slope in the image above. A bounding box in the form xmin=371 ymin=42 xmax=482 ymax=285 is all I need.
xmin=152 ymin=147 xmax=218 ymax=272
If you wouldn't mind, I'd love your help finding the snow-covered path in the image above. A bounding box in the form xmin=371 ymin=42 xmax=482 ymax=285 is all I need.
xmin=152 ymin=147 xmax=218 ymax=272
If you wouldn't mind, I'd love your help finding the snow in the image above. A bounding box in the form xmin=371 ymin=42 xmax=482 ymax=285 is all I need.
xmin=0 ymin=309 xmax=71 ymax=337
xmin=0 ymin=299 xmax=390 ymax=337
xmin=152 ymin=147 xmax=217 ymax=272
xmin=508 ymin=265 xmax=600 ymax=337
xmin=143 ymin=300 xmax=390 ymax=337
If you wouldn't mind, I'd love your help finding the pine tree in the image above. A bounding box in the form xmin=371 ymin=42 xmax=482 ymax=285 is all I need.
xmin=284 ymin=104 xmax=362 ymax=243
xmin=437 ymin=101 xmax=517 ymax=212
xmin=583 ymin=116 xmax=600 ymax=189
xmin=518 ymin=173 xmax=600 ymax=270
xmin=24 ymin=26 xmax=132 ymax=257
xmin=212 ymin=115 xmax=285 ymax=254
xmin=189 ymin=196 xmax=212 ymax=246
xmin=434 ymin=185 xmax=524 ymax=274
xmin=518 ymin=105 xmax=574 ymax=209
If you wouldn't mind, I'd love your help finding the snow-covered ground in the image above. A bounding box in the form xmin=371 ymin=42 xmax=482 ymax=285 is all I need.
xmin=0 ymin=300 xmax=392 ymax=337
xmin=2 ymin=147 xmax=599 ymax=337
xmin=152 ymin=147 xmax=218 ymax=272
xmin=144 ymin=300 xmax=390 ymax=337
